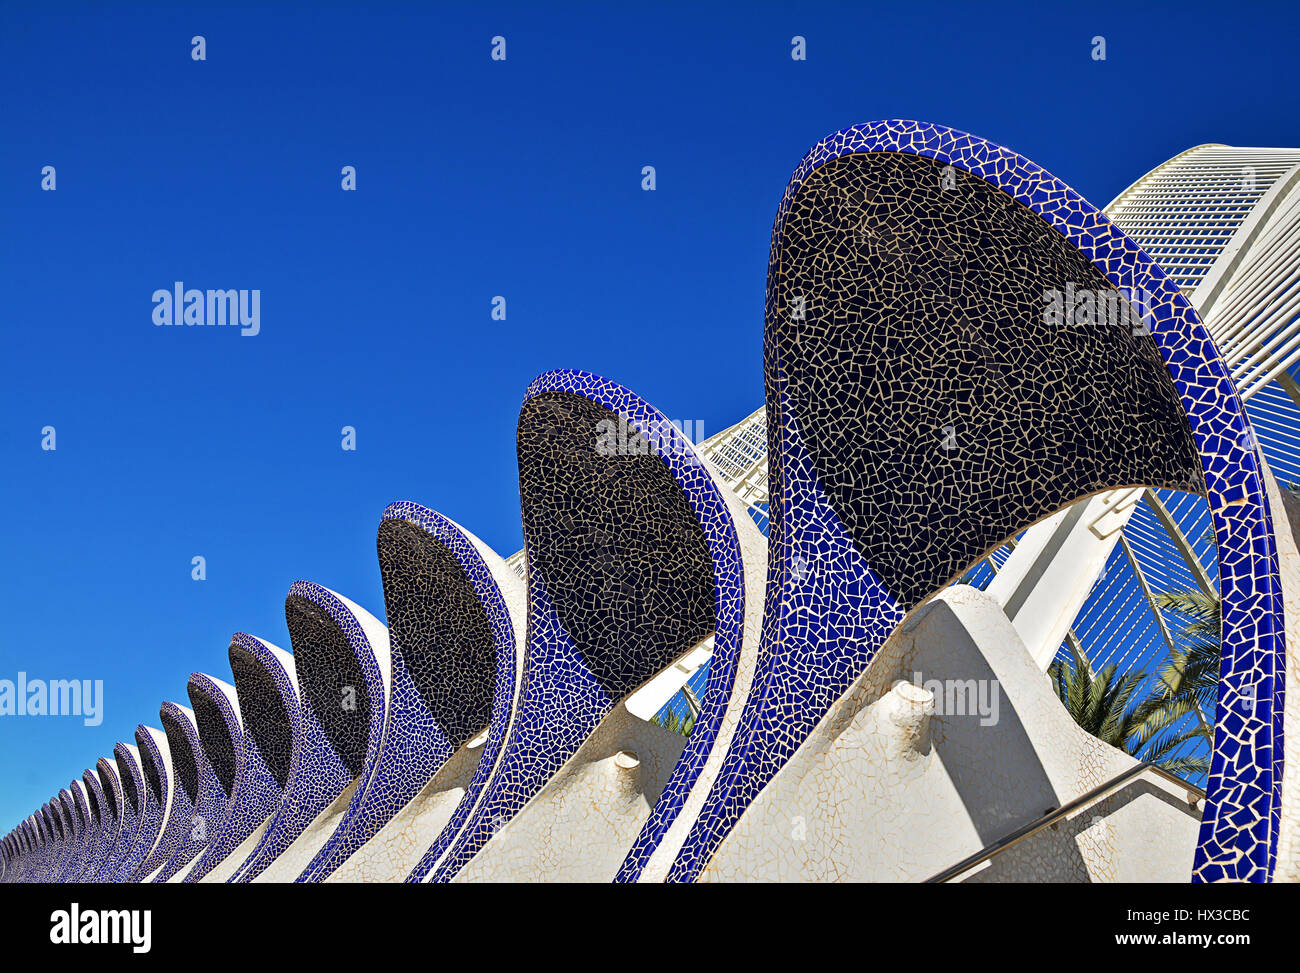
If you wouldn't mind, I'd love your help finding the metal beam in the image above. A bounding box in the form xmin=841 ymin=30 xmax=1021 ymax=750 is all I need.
xmin=1119 ymin=534 xmax=1212 ymax=735
xmin=1141 ymin=489 xmax=1217 ymax=598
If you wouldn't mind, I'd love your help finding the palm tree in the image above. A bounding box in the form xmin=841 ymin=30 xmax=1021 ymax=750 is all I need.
xmin=652 ymin=707 xmax=696 ymax=738
xmin=1150 ymin=588 xmax=1221 ymax=721
xmin=1049 ymin=642 xmax=1209 ymax=778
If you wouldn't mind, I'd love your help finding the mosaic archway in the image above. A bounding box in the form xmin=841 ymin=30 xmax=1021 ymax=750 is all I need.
xmin=230 ymin=583 xmax=388 ymax=882
xmin=139 ymin=703 xmax=204 ymax=881
xmin=79 ymin=766 xmax=115 ymax=881
xmin=298 ymin=504 xmax=522 ymax=882
xmin=151 ymin=682 xmax=239 ymax=882
xmin=53 ymin=790 xmax=79 ymax=882
xmin=347 ymin=501 xmax=526 ymax=885
xmin=104 ymin=742 xmax=149 ymax=881
xmin=58 ymin=783 xmax=93 ymax=881
xmin=183 ymin=635 xmax=295 ymax=883
xmin=91 ymin=755 xmax=133 ymax=881
xmin=668 ymin=120 xmax=1285 ymax=884
xmin=428 ymin=370 xmax=756 ymax=882
xmin=122 ymin=725 xmax=175 ymax=881
xmin=32 ymin=805 xmax=55 ymax=881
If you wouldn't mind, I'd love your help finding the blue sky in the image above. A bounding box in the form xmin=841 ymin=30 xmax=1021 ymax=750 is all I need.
xmin=1 ymin=1 xmax=1297 ymax=831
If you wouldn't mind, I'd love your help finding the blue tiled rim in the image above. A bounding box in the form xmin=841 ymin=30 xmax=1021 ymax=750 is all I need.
xmin=535 ymin=370 xmax=747 ymax=883
xmin=373 ymin=501 xmax=522 ymax=883
xmin=428 ymin=368 xmax=746 ymax=881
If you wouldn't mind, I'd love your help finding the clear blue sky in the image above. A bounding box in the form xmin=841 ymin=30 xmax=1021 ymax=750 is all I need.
xmin=2 ymin=1 xmax=1297 ymax=832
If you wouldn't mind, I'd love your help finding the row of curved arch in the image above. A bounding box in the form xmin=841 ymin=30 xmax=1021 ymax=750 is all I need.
xmin=3 ymin=121 xmax=1287 ymax=883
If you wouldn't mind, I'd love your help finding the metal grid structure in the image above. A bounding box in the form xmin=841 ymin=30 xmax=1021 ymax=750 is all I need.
xmin=1048 ymin=375 xmax=1300 ymax=784
xmin=1106 ymin=146 xmax=1300 ymax=289
xmin=696 ymin=406 xmax=770 ymax=518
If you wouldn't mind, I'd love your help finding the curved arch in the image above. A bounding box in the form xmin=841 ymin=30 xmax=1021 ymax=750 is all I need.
xmin=113 ymin=727 xmax=174 ymax=881
xmin=230 ymin=583 xmax=388 ymax=882
xmin=152 ymin=674 xmax=241 ymax=881
xmin=31 ymin=805 xmax=54 ymax=881
xmin=25 ymin=816 xmax=45 ymax=882
xmin=184 ymin=635 xmax=296 ymax=883
xmin=9 ymin=831 xmax=21 ymax=883
xmin=27 ymin=816 xmax=43 ymax=880
xmin=73 ymin=776 xmax=101 ymax=880
xmin=57 ymin=782 xmax=93 ymax=882
xmin=70 ymin=781 xmax=96 ymax=881
xmin=52 ymin=792 xmax=75 ymax=881
xmin=43 ymin=796 xmax=65 ymax=880
xmin=665 ymin=119 xmax=1285 ymax=884
xmin=190 ymin=674 xmax=240 ymax=800
xmin=51 ymin=790 xmax=78 ymax=881
xmin=91 ymin=755 xmax=134 ymax=881
xmin=13 ymin=821 xmax=30 ymax=883
xmin=148 ymin=695 xmax=231 ymax=882
xmin=102 ymin=744 xmax=148 ymax=882
xmin=430 ymin=370 xmax=762 ymax=882
xmin=45 ymin=801 xmax=68 ymax=881
xmin=72 ymin=780 xmax=97 ymax=880
xmin=79 ymin=766 xmax=117 ymax=882
xmin=398 ymin=502 xmax=529 ymax=883
xmin=11 ymin=827 xmax=27 ymax=883
xmin=134 ymin=704 xmax=200 ymax=882
xmin=21 ymin=818 xmax=40 ymax=882
xmin=307 ymin=502 xmax=525 ymax=883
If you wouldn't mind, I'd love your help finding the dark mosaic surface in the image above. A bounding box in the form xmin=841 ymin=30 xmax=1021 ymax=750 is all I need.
xmin=396 ymin=502 xmax=530 ymax=882
xmin=520 ymin=391 xmax=714 ymax=698
xmin=300 ymin=506 xmax=512 ymax=881
xmin=191 ymin=676 xmax=239 ymax=798
xmin=123 ymin=726 xmax=176 ymax=881
xmin=53 ymin=790 xmax=78 ymax=881
xmin=57 ymin=783 xmax=92 ymax=881
xmin=230 ymin=582 xmax=383 ymax=882
xmin=79 ymin=766 xmax=116 ymax=881
xmin=102 ymin=744 xmax=146 ymax=881
xmin=778 ymin=151 xmax=1200 ymax=606
xmin=432 ymin=372 xmax=746 ymax=882
xmin=379 ymin=514 xmax=496 ymax=744
xmin=90 ymin=756 xmax=133 ymax=880
xmin=150 ymin=691 xmax=236 ymax=882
